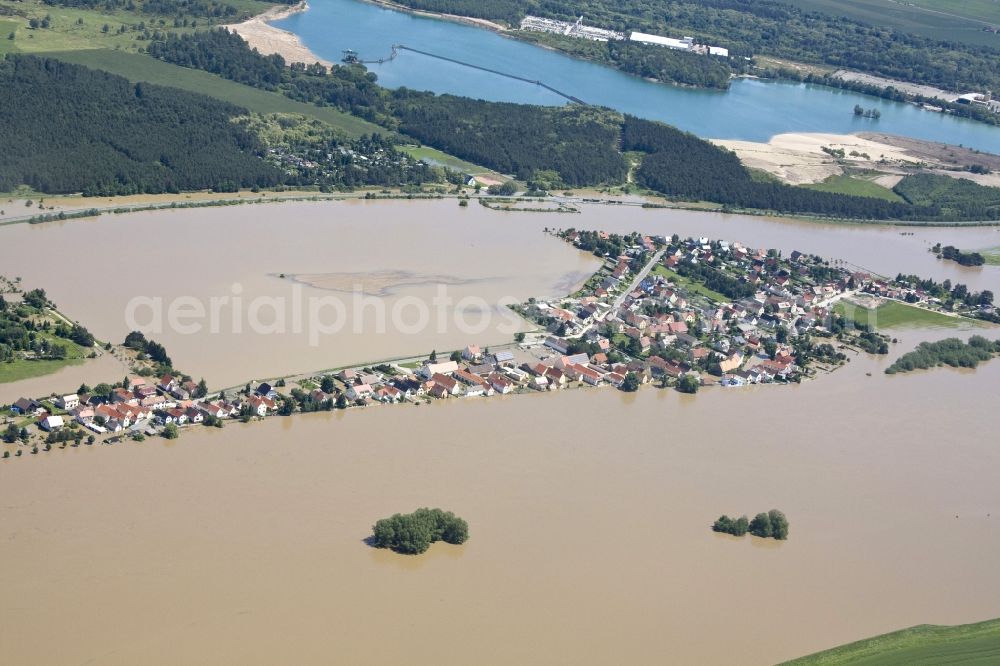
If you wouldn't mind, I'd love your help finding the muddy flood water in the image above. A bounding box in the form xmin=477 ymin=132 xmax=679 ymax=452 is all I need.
xmin=1 ymin=199 xmax=999 ymax=391
xmin=1 ymin=323 xmax=999 ymax=665
xmin=2 ymin=201 xmax=1000 ymax=664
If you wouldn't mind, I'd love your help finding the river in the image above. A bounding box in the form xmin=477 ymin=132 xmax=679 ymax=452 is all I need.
xmin=1 ymin=199 xmax=998 ymax=390
xmin=1 ymin=323 xmax=999 ymax=665
xmin=273 ymin=0 xmax=1000 ymax=152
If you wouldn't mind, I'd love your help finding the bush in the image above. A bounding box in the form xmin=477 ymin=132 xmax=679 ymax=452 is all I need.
xmin=712 ymin=514 xmax=749 ymax=536
xmin=371 ymin=508 xmax=469 ymax=555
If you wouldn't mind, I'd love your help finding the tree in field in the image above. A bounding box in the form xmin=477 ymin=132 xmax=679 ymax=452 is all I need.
xmin=3 ymin=423 xmax=18 ymax=443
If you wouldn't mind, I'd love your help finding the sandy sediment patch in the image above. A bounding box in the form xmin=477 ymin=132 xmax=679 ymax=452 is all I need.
xmin=224 ymin=2 xmax=332 ymax=67
xmin=713 ymin=132 xmax=925 ymax=185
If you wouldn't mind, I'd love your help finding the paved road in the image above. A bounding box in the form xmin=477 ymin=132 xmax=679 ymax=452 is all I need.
xmin=611 ymin=248 xmax=666 ymax=313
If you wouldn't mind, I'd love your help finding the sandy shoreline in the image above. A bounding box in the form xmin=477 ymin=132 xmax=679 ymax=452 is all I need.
xmin=713 ymin=132 xmax=1000 ymax=188
xmin=224 ymin=1 xmax=332 ymax=67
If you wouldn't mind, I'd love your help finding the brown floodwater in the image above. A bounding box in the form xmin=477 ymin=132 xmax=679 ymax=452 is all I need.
xmin=1 ymin=324 xmax=999 ymax=665
xmin=1 ymin=199 xmax=998 ymax=389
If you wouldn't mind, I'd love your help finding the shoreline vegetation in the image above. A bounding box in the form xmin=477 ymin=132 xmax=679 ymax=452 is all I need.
xmin=4 ymin=228 xmax=995 ymax=459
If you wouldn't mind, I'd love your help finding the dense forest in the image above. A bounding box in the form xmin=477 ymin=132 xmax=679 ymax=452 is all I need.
xmin=894 ymin=174 xmax=1000 ymax=221
xmin=622 ymin=116 xmax=931 ymax=220
xmin=392 ymin=0 xmax=1000 ymax=93
xmin=0 ymin=54 xmax=447 ymax=195
xmin=0 ymin=55 xmax=282 ymax=195
xmin=391 ymin=93 xmax=628 ymax=185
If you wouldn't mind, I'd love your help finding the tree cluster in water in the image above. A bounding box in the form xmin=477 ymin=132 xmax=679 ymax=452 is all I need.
xmin=934 ymin=244 xmax=986 ymax=267
xmin=371 ymin=508 xmax=469 ymax=555
xmin=885 ymin=336 xmax=1000 ymax=374
xmin=713 ymin=510 xmax=789 ymax=540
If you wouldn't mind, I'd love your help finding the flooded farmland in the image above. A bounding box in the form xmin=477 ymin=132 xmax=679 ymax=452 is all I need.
xmin=1 ymin=325 xmax=998 ymax=665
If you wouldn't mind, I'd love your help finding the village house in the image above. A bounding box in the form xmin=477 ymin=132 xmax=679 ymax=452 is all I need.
xmin=430 ymin=373 xmax=460 ymax=396
xmin=158 ymin=375 xmax=177 ymax=393
xmin=56 ymin=394 xmax=79 ymax=410
xmin=10 ymin=398 xmax=44 ymax=416
xmin=419 ymin=361 xmax=458 ymax=379
xmin=39 ymin=414 xmax=65 ymax=431
xmin=488 ymin=373 xmax=513 ymax=395
xmin=346 ymin=383 xmax=374 ymax=401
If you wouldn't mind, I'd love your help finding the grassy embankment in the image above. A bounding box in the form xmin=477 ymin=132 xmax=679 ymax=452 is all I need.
xmin=981 ymin=247 xmax=1000 ymax=266
xmin=833 ymin=300 xmax=968 ymax=329
xmin=0 ymin=333 xmax=88 ymax=383
xmin=783 ymin=0 xmax=1000 ymax=49
xmin=804 ymin=175 xmax=903 ymax=203
xmin=782 ymin=617 xmax=1000 ymax=665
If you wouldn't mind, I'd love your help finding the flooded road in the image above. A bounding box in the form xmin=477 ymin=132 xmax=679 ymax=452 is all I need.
xmin=0 ymin=199 xmax=998 ymax=390
xmin=1 ymin=325 xmax=999 ymax=665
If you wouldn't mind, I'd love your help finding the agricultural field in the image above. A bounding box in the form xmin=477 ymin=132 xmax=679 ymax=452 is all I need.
xmin=834 ymin=300 xmax=967 ymax=329
xmin=782 ymin=617 xmax=1000 ymax=665
xmin=783 ymin=0 xmax=1000 ymax=49
xmin=401 ymin=145 xmax=494 ymax=175
xmin=803 ymin=174 xmax=903 ymax=202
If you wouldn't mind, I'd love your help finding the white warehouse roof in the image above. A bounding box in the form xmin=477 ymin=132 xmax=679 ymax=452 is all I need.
xmin=629 ymin=31 xmax=690 ymax=50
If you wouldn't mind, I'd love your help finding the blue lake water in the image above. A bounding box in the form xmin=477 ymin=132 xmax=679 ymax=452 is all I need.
xmin=275 ymin=0 xmax=1000 ymax=152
